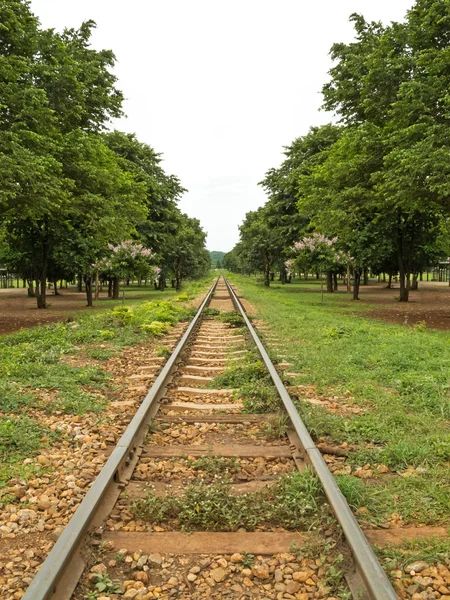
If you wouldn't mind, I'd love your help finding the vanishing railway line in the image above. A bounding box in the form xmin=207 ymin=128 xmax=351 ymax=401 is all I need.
xmin=23 ymin=277 xmax=397 ymax=600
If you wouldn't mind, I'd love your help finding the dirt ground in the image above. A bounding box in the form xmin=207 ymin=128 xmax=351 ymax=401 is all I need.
xmin=0 ymin=287 xmax=147 ymax=335
xmin=343 ymin=281 xmax=450 ymax=330
xmin=281 ymin=280 xmax=450 ymax=331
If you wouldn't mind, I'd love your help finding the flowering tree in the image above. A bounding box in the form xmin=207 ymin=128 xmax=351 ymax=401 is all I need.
xmin=92 ymin=240 xmax=159 ymax=304
xmin=289 ymin=234 xmax=350 ymax=292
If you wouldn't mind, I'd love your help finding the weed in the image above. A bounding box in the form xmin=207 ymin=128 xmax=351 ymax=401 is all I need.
xmin=113 ymin=551 xmax=125 ymax=564
xmin=375 ymin=538 xmax=450 ymax=570
xmin=86 ymin=348 xmax=114 ymax=360
xmin=262 ymin=413 xmax=289 ymax=440
xmin=241 ymin=552 xmax=255 ymax=568
xmin=131 ymin=470 xmax=324 ymax=531
xmin=240 ymin=381 xmax=282 ymax=413
xmin=86 ymin=573 xmax=121 ymax=598
xmin=218 ymin=311 xmax=245 ymax=327
xmin=156 ymin=346 xmax=172 ymax=359
xmin=0 ymin=416 xmax=50 ymax=462
xmin=203 ymin=307 xmax=220 ymax=316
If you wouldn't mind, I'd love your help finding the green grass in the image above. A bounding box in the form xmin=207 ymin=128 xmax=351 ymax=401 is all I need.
xmin=226 ymin=273 xmax=450 ymax=530
xmin=0 ymin=415 xmax=56 ymax=485
xmin=131 ymin=470 xmax=324 ymax=531
xmin=209 ymin=351 xmax=282 ymax=413
xmin=376 ymin=537 xmax=450 ymax=571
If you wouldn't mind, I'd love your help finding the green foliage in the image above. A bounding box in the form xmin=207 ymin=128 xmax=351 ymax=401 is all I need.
xmin=218 ymin=310 xmax=245 ymax=327
xmin=203 ymin=307 xmax=220 ymax=316
xmin=156 ymin=346 xmax=172 ymax=359
xmin=0 ymin=416 xmax=50 ymax=463
xmin=210 ymin=355 xmax=281 ymax=414
xmin=86 ymin=573 xmax=121 ymax=598
xmin=131 ymin=470 xmax=324 ymax=531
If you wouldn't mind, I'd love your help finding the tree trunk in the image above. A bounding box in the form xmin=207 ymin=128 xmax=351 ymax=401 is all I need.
xmin=175 ymin=270 xmax=181 ymax=290
xmin=108 ymin=279 xmax=113 ymax=298
xmin=326 ymin=271 xmax=333 ymax=293
xmin=95 ymin=270 xmax=99 ymax=300
xmin=304 ymin=268 xmax=308 ymax=280
xmin=36 ymin=240 xmax=48 ymax=309
xmin=112 ymin=277 xmax=120 ymax=300
xmin=53 ymin=278 xmax=59 ymax=296
xmin=333 ymin=272 xmax=338 ymax=291
xmin=411 ymin=273 xmax=418 ymax=291
xmin=77 ymin=274 xmax=83 ymax=292
xmin=171 ymin=279 xmax=176 ymax=288
xmin=353 ymin=269 xmax=361 ymax=300
xmin=315 ymin=272 xmax=320 ymax=279
xmin=264 ymin=265 xmax=270 ymax=287
xmin=27 ymin=280 xmax=35 ymax=297
xmin=85 ymin=276 xmax=93 ymax=307
xmin=363 ymin=268 xmax=369 ymax=285
xmin=346 ymin=264 xmax=351 ymax=293
xmin=387 ymin=272 xmax=393 ymax=289
xmin=398 ymin=255 xmax=410 ymax=302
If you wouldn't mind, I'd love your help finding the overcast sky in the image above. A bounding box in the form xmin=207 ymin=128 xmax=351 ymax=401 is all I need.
xmin=30 ymin=0 xmax=414 ymax=252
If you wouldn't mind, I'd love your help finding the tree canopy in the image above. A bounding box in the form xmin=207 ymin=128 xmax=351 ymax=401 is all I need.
xmin=226 ymin=0 xmax=450 ymax=301
xmin=0 ymin=0 xmax=210 ymax=307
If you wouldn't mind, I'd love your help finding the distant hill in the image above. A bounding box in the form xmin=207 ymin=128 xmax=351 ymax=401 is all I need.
xmin=210 ymin=251 xmax=225 ymax=267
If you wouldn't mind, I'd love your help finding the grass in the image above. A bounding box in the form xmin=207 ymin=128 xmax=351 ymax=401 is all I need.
xmin=209 ymin=352 xmax=282 ymax=413
xmin=131 ymin=470 xmax=324 ymax=531
xmin=375 ymin=537 xmax=450 ymax=571
xmin=225 ymin=273 xmax=450 ymax=531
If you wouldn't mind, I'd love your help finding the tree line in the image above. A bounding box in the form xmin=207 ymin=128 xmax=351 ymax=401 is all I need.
xmin=225 ymin=0 xmax=450 ymax=301
xmin=0 ymin=0 xmax=210 ymax=308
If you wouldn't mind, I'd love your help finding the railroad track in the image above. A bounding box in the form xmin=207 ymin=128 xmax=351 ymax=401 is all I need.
xmin=23 ymin=277 xmax=397 ymax=600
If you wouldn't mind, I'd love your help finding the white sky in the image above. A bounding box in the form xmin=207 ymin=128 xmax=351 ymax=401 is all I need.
xmin=30 ymin=0 xmax=414 ymax=252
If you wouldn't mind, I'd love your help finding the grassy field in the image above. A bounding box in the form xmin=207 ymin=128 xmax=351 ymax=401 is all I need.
xmin=226 ymin=273 xmax=450 ymax=536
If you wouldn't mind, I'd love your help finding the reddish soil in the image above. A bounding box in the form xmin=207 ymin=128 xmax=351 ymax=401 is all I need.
xmin=0 ymin=288 xmax=130 ymax=335
xmin=358 ymin=281 xmax=450 ymax=331
xmin=284 ymin=280 xmax=450 ymax=331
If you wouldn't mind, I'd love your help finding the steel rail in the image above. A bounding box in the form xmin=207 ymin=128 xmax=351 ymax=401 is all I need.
xmin=23 ymin=279 xmax=218 ymax=600
xmin=224 ymin=277 xmax=397 ymax=600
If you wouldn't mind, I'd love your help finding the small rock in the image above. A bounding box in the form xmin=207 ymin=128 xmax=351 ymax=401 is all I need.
xmin=406 ymin=562 xmax=429 ymax=574
xmin=292 ymin=571 xmax=309 ymax=582
xmin=252 ymin=564 xmax=270 ymax=580
xmin=230 ymin=553 xmax=242 ymax=563
xmin=187 ymin=573 xmax=197 ymax=582
xmin=90 ymin=563 xmax=107 ymax=575
xmin=210 ymin=567 xmax=227 ymax=583
xmin=286 ymin=580 xmax=300 ymax=594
